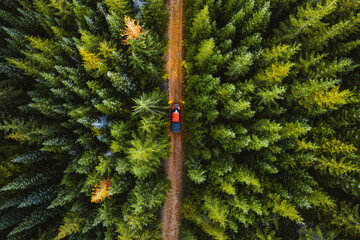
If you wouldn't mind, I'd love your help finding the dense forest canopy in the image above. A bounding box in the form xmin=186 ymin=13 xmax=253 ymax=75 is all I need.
xmin=0 ymin=0 xmax=360 ymax=239
xmin=182 ymin=0 xmax=360 ymax=239
xmin=0 ymin=0 xmax=170 ymax=239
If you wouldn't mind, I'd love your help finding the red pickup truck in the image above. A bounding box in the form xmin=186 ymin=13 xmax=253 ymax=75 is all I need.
xmin=171 ymin=103 xmax=181 ymax=132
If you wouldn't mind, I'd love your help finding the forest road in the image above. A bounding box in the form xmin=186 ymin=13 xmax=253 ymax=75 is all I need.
xmin=162 ymin=0 xmax=184 ymax=239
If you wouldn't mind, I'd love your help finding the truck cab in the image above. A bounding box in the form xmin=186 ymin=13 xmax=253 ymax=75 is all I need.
xmin=171 ymin=103 xmax=181 ymax=132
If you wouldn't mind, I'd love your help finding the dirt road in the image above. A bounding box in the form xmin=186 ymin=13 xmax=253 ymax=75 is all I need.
xmin=162 ymin=0 xmax=184 ymax=238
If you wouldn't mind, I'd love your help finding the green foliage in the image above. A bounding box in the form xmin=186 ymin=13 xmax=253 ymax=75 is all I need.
xmin=2 ymin=0 xmax=360 ymax=239
xmin=271 ymin=195 xmax=303 ymax=223
xmin=57 ymin=217 xmax=85 ymax=239
xmin=8 ymin=206 xmax=58 ymax=237
xmin=127 ymin=134 xmax=168 ymax=179
xmin=183 ymin=0 xmax=360 ymax=239
xmin=140 ymin=0 xmax=169 ymax=37
xmin=131 ymin=90 xmax=168 ymax=117
xmin=226 ymin=47 xmax=253 ymax=78
xmin=116 ymin=177 xmax=170 ymax=239
xmin=105 ymin=0 xmax=132 ymax=16
xmin=0 ymin=160 xmax=20 ymax=185
xmin=194 ymin=38 xmax=216 ymax=67
xmin=278 ymin=0 xmax=338 ymax=41
xmin=190 ymin=6 xmax=213 ymax=42
xmin=0 ymin=0 xmax=169 ymax=239
xmin=1 ymin=172 xmax=52 ymax=192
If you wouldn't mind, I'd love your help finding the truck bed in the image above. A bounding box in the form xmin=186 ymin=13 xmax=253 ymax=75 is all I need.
xmin=171 ymin=122 xmax=181 ymax=132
